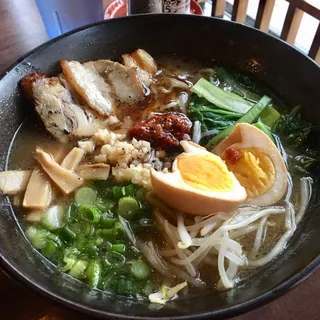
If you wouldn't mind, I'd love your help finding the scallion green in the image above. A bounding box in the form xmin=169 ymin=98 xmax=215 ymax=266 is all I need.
xmin=111 ymin=243 xmax=126 ymax=254
xmin=104 ymin=251 xmax=126 ymax=267
xmin=75 ymin=187 xmax=97 ymax=205
xmin=69 ymin=259 xmax=88 ymax=278
xmin=25 ymin=227 xmax=49 ymax=249
xmin=118 ymin=197 xmax=139 ymax=220
xmin=130 ymin=260 xmax=150 ymax=280
xmin=99 ymin=212 xmax=117 ymax=228
xmin=86 ymin=260 xmax=101 ymax=288
xmin=79 ymin=204 xmax=100 ymax=223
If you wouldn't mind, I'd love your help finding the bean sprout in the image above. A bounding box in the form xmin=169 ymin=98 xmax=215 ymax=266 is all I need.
xmin=177 ymin=214 xmax=193 ymax=249
xmin=295 ymin=177 xmax=313 ymax=224
xmin=151 ymin=175 xmax=313 ymax=290
xmin=192 ymin=121 xmax=201 ymax=144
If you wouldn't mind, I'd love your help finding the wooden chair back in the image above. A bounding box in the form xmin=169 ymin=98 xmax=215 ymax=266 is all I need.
xmin=211 ymin=0 xmax=320 ymax=63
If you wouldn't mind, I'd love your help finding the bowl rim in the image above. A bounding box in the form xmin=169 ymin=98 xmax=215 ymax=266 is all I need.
xmin=0 ymin=13 xmax=320 ymax=320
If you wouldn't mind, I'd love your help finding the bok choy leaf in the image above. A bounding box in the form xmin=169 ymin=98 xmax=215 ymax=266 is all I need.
xmin=191 ymin=78 xmax=254 ymax=114
xmin=206 ymin=95 xmax=272 ymax=149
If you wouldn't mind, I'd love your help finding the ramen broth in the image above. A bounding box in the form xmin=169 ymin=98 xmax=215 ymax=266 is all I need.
xmin=5 ymin=54 xmax=315 ymax=303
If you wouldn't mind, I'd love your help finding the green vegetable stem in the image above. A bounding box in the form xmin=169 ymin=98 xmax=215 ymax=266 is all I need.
xmin=206 ymin=95 xmax=272 ymax=149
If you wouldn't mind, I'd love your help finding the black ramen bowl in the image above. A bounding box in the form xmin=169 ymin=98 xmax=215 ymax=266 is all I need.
xmin=0 ymin=14 xmax=319 ymax=320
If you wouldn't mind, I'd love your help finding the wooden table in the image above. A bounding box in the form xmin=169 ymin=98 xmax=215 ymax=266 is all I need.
xmin=0 ymin=0 xmax=319 ymax=319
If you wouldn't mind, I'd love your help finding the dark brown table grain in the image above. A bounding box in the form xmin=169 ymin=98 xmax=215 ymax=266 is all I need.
xmin=0 ymin=0 xmax=319 ymax=319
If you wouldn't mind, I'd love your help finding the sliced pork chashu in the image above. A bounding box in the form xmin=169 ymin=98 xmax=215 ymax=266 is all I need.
xmin=20 ymin=49 xmax=158 ymax=143
xmin=90 ymin=60 xmax=145 ymax=103
xmin=20 ymin=72 xmax=46 ymax=101
xmin=62 ymin=59 xmax=146 ymax=112
xmin=61 ymin=60 xmax=114 ymax=117
xmin=122 ymin=49 xmax=157 ymax=87
xmin=31 ymin=75 xmax=106 ymax=142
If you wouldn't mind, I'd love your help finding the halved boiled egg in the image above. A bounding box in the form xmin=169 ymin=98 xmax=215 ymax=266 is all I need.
xmin=213 ymin=123 xmax=287 ymax=206
xmin=150 ymin=141 xmax=247 ymax=216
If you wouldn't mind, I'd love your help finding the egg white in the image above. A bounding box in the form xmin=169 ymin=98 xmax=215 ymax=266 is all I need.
xmin=150 ymin=141 xmax=247 ymax=216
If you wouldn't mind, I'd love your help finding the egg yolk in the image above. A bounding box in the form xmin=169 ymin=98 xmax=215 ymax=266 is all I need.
xmin=224 ymin=147 xmax=275 ymax=198
xmin=177 ymin=154 xmax=235 ymax=192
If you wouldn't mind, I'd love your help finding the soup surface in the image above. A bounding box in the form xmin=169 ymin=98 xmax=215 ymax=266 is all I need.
xmin=3 ymin=50 xmax=318 ymax=305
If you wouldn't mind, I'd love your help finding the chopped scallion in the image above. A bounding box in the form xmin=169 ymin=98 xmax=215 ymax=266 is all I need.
xmin=99 ymin=213 xmax=117 ymax=228
xmin=59 ymin=226 xmax=77 ymax=242
xmin=86 ymin=260 xmax=101 ymax=288
xmin=79 ymin=204 xmax=100 ymax=223
xmin=65 ymin=201 xmax=78 ymax=223
xmin=111 ymin=243 xmax=126 ymax=254
xmin=69 ymin=259 xmax=88 ymax=278
xmin=104 ymin=251 xmax=126 ymax=267
xmin=75 ymin=187 xmax=97 ymax=205
xmin=130 ymin=260 xmax=150 ymax=280
xmin=42 ymin=240 xmax=59 ymax=258
xmin=118 ymin=197 xmax=139 ymax=220
xmin=25 ymin=227 xmax=49 ymax=249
